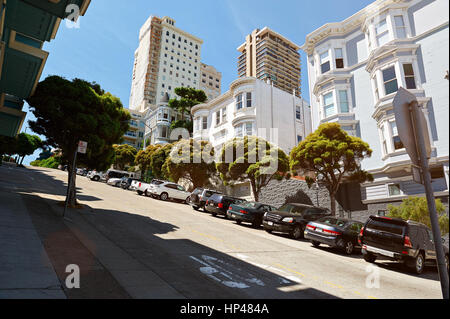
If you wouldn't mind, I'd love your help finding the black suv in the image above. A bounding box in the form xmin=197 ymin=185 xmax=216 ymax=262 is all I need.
xmin=359 ymin=215 xmax=449 ymax=274
xmin=205 ymin=194 xmax=246 ymax=218
xmin=263 ymin=203 xmax=331 ymax=239
xmin=189 ymin=188 xmax=221 ymax=211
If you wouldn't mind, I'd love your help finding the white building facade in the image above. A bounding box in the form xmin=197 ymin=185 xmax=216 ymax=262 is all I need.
xmin=191 ymin=77 xmax=311 ymax=156
xmin=301 ymin=0 xmax=449 ymax=216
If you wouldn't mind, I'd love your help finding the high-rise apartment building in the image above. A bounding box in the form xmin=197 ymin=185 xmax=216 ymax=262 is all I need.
xmin=200 ymin=63 xmax=222 ymax=101
xmin=129 ymin=16 xmax=204 ymax=113
xmin=237 ymin=27 xmax=302 ymax=97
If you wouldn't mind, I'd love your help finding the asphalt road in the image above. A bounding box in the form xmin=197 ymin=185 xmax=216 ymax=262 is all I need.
xmin=2 ymin=165 xmax=444 ymax=299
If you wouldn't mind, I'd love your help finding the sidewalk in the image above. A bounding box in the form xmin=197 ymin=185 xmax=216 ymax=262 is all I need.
xmin=0 ymin=185 xmax=65 ymax=298
xmin=0 ymin=165 xmax=184 ymax=299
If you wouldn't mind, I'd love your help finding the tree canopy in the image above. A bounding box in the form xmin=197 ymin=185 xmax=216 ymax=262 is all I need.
xmin=163 ymin=138 xmax=216 ymax=189
xmin=290 ymin=123 xmax=373 ymax=215
xmin=113 ymin=144 xmax=137 ymax=170
xmin=168 ymin=87 xmax=207 ymax=133
xmin=216 ymin=136 xmax=290 ymax=202
xmin=150 ymin=143 xmax=173 ymax=180
xmin=16 ymin=133 xmax=42 ymax=165
xmin=388 ymin=197 xmax=449 ymax=235
xmin=26 ymin=75 xmax=130 ymax=206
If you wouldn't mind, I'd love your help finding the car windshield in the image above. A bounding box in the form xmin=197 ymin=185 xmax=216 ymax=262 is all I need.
xmin=242 ymin=202 xmax=258 ymax=208
xmin=277 ymin=204 xmax=295 ymax=212
xmin=319 ymin=217 xmax=347 ymax=228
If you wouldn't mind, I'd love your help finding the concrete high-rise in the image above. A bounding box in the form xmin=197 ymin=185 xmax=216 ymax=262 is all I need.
xmin=237 ymin=27 xmax=302 ymax=97
xmin=129 ymin=16 xmax=205 ymax=113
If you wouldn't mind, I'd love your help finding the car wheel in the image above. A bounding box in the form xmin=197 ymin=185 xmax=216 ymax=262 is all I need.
xmin=160 ymin=192 xmax=169 ymax=201
xmin=93 ymin=176 xmax=100 ymax=182
xmin=343 ymin=241 xmax=354 ymax=255
xmin=265 ymin=229 xmax=273 ymax=234
xmin=252 ymin=218 xmax=261 ymax=228
xmin=311 ymin=241 xmax=321 ymax=248
xmin=291 ymin=225 xmax=303 ymax=240
xmin=185 ymin=197 xmax=191 ymax=204
xmin=144 ymin=189 xmax=150 ymax=197
xmin=211 ymin=212 xmax=217 ymax=217
xmin=236 ymin=220 xmax=242 ymax=225
xmin=137 ymin=191 xmax=143 ymax=196
xmin=411 ymin=252 xmax=425 ymax=275
xmin=193 ymin=206 xmax=199 ymax=211
xmin=363 ymin=253 xmax=377 ymax=263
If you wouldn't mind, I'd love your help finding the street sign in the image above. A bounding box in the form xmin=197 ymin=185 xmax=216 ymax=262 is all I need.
xmin=77 ymin=141 xmax=88 ymax=154
xmin=393 ymin=87 xmax=431 ymax=166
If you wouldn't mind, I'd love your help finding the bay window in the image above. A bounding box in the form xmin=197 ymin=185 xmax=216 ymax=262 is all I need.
xmin=335 ymin=48 xmax=344 ymax=69
xmin=296 ymin=106 xmax=301 ymax=120
xmin=323 ymin=92 xmax=335 ymax=118
xmin=394 ymin=15 xmax=407 ymax=39
xmin=246 ymin=92 xmax=252 ymax=108
xmin=382 ymin=66 xmax=398 ymax=95
xmin=236 ymin=93 xmax=243 ymax=110
xmin=202 ymin=116 xmax=208 ymax=130
xmin=390 ymin=121 xmax=404 ymax=151
xmin=320 ymin=50 xmax=331 ymax=74
xmin=338 ymin=90 xmax=349 ymax=113
xmin=403 ymin=63 xmax=416 ymax=89
xmin=375 ymin=19 xmax=390 ymax=47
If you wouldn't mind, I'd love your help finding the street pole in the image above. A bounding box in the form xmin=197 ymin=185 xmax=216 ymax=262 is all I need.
xmin=410 ymin=100 xmax=449 ymax=299
xmin=63 ymin=147 xmax=78 ymax=218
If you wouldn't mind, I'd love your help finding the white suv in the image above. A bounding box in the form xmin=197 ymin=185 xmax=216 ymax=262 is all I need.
xmin=148 ymin=182 xmax=191 ymax=203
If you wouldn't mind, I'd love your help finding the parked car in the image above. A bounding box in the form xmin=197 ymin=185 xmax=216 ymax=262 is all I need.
xmin=107 ymin=177 xmax=123 ymax=187
xmin=304 ymin=217 xmax=364 ymax=255
xmin=205 ymin=194 xmax=246 ymax=218
xmin=147 ymin=181 xmax=191 ymax=202
xmin=120 ymin=177 xmax=138 ymax=190
xmin=227 ymin=202 xmax=278 ymax=228
xmin=88 ymin=170 xmax=105 ymax=182
xmin=263 ymin=203 xmax=331 ymax=239
xmin=104 ymin=169 xmax=138 ymax=181
xmin=359 ymin=215 xmax=449 ymax=274
xmin=135 ymin=179 xmax=166 ymax=196
xmin=189 ymin=188 xmax=222 ymax=211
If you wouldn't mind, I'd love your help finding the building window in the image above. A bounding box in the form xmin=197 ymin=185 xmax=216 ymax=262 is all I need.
xmin=297 ymin=135 xmax=303 ymax=143
xmin=335 ymin=48 xmax=344 ymax=69
xmin=221 ymin=107 xmax=227 ymax=122
xmin=338 ymin=90 xmax=349 ymax=113
xmin=235 ymin=125 xmax=243 ymax=137
xmin=382 ymin=66 xmax=398 ymax=95
xmin=160 ymin=126 xmax=168 ymax=138
xmin=403 ymin=64 xmax=416 ymax=89
xmin=388 ymin=184 xmax=401 ymax=196
xmin=394 ymin=15 xmax=407 ymax=39
xmin=323 ymin=92 xmax=335 ymax=118
xmin=245 ymin=122 xmax=254 ymax=136
xmin=202 ymin=117 xmax=208 ymax=130
xmin=390 ymin=121 xmax=404 ymax=150
xmin=320 ymin=50 xmax=330 ymax=74
xmin=236 ymin=93 xmax=243 ymax=110
xmin=377 ymin=210 xmax=387 ymax=217
xmin=375 ymin=19 xmax=390 ymax=47
xmin=373 ymin=75 xmax=380 ymax=101
xmin=216 ymin=110 xmax=221 ymax=125
xmin=246 ymin=92 xmax=252 ymax=108
xmin=380 ymin=125 xmax=388 ymax=155
xmin=296 ymin=106 xmax=301 ymax=120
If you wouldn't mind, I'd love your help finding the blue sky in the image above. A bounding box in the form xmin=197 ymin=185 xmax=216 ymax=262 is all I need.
xmin=22 ymin=0 xmax=375 ymax=164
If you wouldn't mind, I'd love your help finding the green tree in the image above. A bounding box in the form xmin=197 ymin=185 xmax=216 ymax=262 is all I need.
xmin=27 ymin=76 xmax=130 ymax=206
xmin=290 ymin=123 xmax=373 ymax=215
xmin=0 ymin=135 xmax=17 ymax=165
xmin=388 ymin=197 xmax=449 ymax=235
xmin=163 ymin=139 xmax=216 ymax=189
xmin=216 ymin=136 xmax=290 ymax=202
xmin=150 ymin=143 xmax=173 ymax=180
xmin=135 ymin=144 xmax=162 ymax=181
xmin=113 ymin=144 xmax=138 ymax=170
xmin=168 ymin=87 xmax=207 ymax=133
xmin=16 ymin=133 xmax=42 ymax=166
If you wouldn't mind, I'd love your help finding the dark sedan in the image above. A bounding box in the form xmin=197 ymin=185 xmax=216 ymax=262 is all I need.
xmin=227 ymin=202 xmax=278 ymax=228
xmin=304 ymin=217 xmax=364 ymax=255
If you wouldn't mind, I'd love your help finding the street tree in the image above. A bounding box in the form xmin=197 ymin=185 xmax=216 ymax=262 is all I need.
xmin=216 ymin=136 xmax=290 ymax=202
xmin=16 ymin=133 xmax=42 ymax=166
xmin=168 ymin=87 xmax=207 ymax=133
xmin=27 ymin=76 xmax=130 ymax=207
xmin=113 ymin=144 xmax=137 ymax=170
xmin=0 ymin=135 xmax=17 ymax=165
xmin=388 ymin=197 xmax=449 ymax=235
xmin=163 ymin=138 xmax=216 ymax=189
xmin=290 ymin=123 xmax=373 ymax=215
xmin=135 ymin=144 xmax=162 ymax=181
xmin=150 ymin=143 xmax=173 ymax=180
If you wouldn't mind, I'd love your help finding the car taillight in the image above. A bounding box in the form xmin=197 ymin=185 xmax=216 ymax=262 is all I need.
xmin=139 ymin=183 xmax=141 ymax=187
xmin=240 ymin=210 xmax=248 ymax=214
xmin=206 ymin=200 xmax=209 ymax=205
xmin=228 ymin=206 xmax=232 ymax=211
xmin=306 ymin=225 xmax=316 ymax=230
xmin=323 ymin=229 xmax=342 ymax=236
xmin=358 ymin=227 xmax=364 ymax=245
xmin=218 ymin=203 xmax=224 ymax=209
xmin=404 ymin=235 xmax=413 ymax=248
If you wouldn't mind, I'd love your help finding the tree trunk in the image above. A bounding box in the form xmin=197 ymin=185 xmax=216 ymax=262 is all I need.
xmin=67 ymin=158 xmax=77 ymax=207
xmin=250 ymin=179 xmax=259 ymax=202
xmin=329 ymin=191 xmax=336 ymax=216
xmin=20 ymin=155 xmax=25 ymax=165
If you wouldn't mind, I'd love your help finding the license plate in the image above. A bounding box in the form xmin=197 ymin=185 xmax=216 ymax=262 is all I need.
xmin=316 ymin=228 xmax=322 ymax=233
xmin=366 ymin=245 xmax=394 ymax=257
xmin=268 ymin=221 xmax=273 ymax=226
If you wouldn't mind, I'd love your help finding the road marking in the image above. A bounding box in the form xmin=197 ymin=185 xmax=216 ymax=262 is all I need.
xmin=274 ymin=263 xmax=306 ymax=278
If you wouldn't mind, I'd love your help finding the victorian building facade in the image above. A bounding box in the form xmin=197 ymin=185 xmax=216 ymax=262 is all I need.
xmin=301 ymin=0 xmax=449 ymax=216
